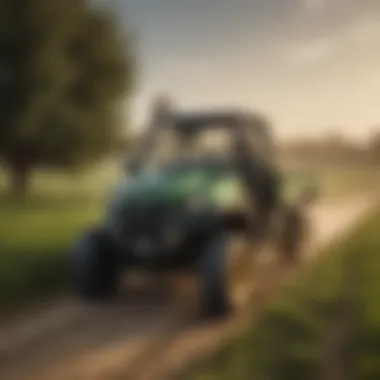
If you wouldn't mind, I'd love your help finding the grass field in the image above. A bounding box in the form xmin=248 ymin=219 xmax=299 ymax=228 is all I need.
xmin=0 ymin=163 xmax=120 ymax=307
xmin=194 ymin=206 xmax=380 ymax=380
xmin=0 ymin=162 xmax=379 ymax=308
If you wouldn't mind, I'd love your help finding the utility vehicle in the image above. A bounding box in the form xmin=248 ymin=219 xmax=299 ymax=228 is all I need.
xmin=73 ymin=100 xmax=316 ymax=318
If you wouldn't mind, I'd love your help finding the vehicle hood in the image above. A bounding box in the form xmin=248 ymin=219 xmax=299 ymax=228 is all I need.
xmin=111 ymin=170 xmax=220 ymax=205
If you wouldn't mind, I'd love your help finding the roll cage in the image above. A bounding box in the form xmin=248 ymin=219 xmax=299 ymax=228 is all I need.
xmin=126 ymin=107 xmax=275 ymax=175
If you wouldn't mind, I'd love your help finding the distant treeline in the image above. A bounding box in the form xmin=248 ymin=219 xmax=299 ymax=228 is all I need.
xmin=278 ymin=131 xmax=380 ymax=166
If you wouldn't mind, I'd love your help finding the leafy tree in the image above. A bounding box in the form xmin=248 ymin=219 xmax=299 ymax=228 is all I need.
xmin=0 ymin=0 xmax=134 ymax=196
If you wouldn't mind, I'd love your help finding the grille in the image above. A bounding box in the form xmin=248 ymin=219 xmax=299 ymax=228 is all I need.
xmin=111 ymin=200 xmax=182 ymax=247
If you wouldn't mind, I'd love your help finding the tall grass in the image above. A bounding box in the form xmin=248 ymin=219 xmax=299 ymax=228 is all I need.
xmin=194 ymin=208 xmax=380 ymax=380
xmin=0 ymin=163 xmax=120 ymax=307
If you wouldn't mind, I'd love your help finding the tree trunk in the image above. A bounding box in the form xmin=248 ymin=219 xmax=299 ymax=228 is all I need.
xmin=9 ymin=162 xmax=32 ymax=198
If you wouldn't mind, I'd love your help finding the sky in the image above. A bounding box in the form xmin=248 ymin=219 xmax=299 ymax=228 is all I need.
xmin=103 ymin=0 xmax=380 ymax=140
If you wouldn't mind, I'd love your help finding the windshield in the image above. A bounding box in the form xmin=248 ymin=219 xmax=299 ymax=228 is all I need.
xmin=132 ymin=124 xmax=235 ymax=173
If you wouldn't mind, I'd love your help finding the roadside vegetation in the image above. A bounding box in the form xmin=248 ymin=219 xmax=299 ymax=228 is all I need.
xmin=0 ymin=164 xmax=119 ymax=307
xmin=194 ymin=205 xmax=380 ymax=380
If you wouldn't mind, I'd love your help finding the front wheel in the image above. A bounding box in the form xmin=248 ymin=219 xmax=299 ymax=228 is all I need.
xmin=198 ymin=236 xmax=254 ymax=319
xmin=73 ymin=228 xmax=120 ymax=300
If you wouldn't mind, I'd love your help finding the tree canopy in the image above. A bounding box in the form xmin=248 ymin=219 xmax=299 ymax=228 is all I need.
xmin=0 ymin=0 xmax=134 ymax=195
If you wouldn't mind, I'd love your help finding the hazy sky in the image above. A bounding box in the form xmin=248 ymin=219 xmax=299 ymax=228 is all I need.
xmin=104 ymin=0 xmax=380 ymax=140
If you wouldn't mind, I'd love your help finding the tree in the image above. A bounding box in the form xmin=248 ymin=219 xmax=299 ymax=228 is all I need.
xmin=0 ymin=0 xmax=134 ymax=196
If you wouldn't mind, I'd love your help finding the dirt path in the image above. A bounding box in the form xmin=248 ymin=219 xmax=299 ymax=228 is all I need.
xmin=0 ymin=194 xmax=377 ymax=380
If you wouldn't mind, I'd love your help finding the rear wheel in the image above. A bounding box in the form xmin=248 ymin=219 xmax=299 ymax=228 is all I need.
xmin=198 ymin=236 xmax=254 ymax=319
xmin=73 ymin=228 xmax=120 ymax=300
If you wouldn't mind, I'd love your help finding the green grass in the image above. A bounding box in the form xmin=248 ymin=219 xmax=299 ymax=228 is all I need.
xmin=0 ymin=163 xmax=119 ymax=307
xmin=194 ymin=207 xmax=380 ymax=380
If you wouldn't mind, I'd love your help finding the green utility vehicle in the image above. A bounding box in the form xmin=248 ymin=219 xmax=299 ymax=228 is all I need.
xmin=73 ymin=101 xmax=316 ymax=318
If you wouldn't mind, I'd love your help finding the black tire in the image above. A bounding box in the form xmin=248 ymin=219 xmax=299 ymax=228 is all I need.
xmin=277 ymin=206 xmax=309 ymax=264
xmin=73 ymin=228 xmax=119 ymax=300
xmin=198 ymin=238 xmax=229 ymax=318
xmin=198 ymin=236 xmax=252 ymax=319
